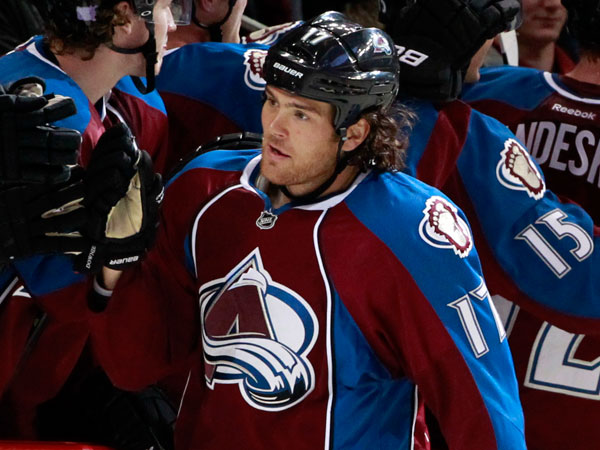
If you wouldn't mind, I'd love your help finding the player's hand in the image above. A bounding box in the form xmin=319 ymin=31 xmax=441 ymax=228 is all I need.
xmin=0 ymin=76 xmax=82 ymax=185
xmin=0 ymin=167 xmax=88 ymax=264
xmin=74 ymin=123 xmax=163 ymax=274
xmin=382 ymin=0 xmax=521 ymax=102
xmin=221 ymin=0 xmax=248 ymax=43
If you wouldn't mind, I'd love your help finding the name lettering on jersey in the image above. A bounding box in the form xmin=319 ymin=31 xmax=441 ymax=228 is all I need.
xmin=243 ymin=49 xmax=267 ymax=91
xmin=551 ymin=103 xmax=596 ymax=121
xmin=273 ymin=62 xmax=304 ymax=79
xmin=419 ymin=196 xmax=472 ymax=258
xmin=200 ymin=248 xmax=318 ymax=411
xmin=516 ymin=121 xmax=600 ymax=188
xmin=496 ymin=138 xmax=546 ymax=200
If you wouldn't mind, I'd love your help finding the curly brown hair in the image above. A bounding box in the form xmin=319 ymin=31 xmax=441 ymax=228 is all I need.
xmin=346 ymin=102 xmax=416 ymax=173
xmin=42 ymin=2 xmax=129 ymax=60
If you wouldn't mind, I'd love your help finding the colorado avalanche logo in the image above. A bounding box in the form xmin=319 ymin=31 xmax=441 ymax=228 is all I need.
xmin=373 ymin=35 xmax=393 ymax=56
xmin=200 ymin=248 xmax=318 ymax=411
xmin=419 ymin=196 xmax=473 ymax=258
xmin=496 ymin=138 xmax=546 ymax=200
xmin=243 ymin=49 xmax=267 ymax=91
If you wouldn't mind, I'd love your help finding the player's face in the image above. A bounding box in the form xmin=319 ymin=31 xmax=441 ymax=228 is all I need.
xmin=518 ymin=0 xmax=567 ymax=45
xmin=260 ymin=86 xmax=341 ymax=196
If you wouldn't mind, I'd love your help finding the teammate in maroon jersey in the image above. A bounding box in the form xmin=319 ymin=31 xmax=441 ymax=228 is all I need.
xmin=90 ymin=12 xmax=526 ymax=450
xmin=0 ymin=0 xmax=183 ymax=443
xmin=458 ymin=1 xmax=600 ymax=448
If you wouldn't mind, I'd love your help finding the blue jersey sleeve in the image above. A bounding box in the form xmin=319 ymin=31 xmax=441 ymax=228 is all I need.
xmin=455 ymin=110 xmax=600 ymax=326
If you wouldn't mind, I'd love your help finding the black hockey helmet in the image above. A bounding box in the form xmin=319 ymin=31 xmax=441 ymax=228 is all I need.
xmin=262 ymin=11 xmax=399 ymax=134
xmin=33 ymin=0 xmax=192 ymax=93
xmin=563 ymin=0 xmax=600 ymax=50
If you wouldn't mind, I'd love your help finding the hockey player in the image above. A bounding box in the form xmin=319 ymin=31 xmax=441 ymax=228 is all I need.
xmin=91 ymin=13 xmax=527 ymax=450
xmin=458 ymin=1 xmax=600 ymax=447
xmin=159 ymin=0 xmax=600 ymax=331
xmin=0 ymin=0 xmax=174 ymax=440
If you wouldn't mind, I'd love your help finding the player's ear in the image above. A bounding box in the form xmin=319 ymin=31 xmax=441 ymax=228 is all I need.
xmin=112 ymin=1 xmax=136 ymax=36
xmin=342 ymin=118 xmax=370 ymax=152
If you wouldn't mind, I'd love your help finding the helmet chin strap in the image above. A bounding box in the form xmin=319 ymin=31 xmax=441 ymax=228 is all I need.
xmin=109 ymin=22 xmax=158 ymax=94
xmin=191 ymin=0 xmax=236 ymax=42
xmin=279 ymin=128 xmax=351 ymax=205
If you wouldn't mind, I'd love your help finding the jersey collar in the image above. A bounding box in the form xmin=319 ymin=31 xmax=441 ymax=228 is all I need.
xmin=239 ymin=154 xmax=370 ymax=212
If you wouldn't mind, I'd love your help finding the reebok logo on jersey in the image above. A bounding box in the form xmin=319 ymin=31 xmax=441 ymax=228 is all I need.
xmin=273 ymin=62 xmax=304 ymax=79
xmin=496 ymin=138 xmax=545 ymax=200
xmin=419 ymin=196 xmax=472 ymax=258
xmin=109 ymin=255 xmax=140 ymax=266
xmin=551 ymin=103 xmax=596 ymax=120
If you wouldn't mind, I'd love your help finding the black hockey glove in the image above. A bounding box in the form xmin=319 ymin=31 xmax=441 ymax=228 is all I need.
xmin=0 ymin=167 xmax=88 ymax=264
xmin=74 ymin=123 xmax=163 ymax=274
xmin=0 ymin=76 xmax=82 ymax=185
xmin=37 ymin=370 xmax=176 ymax=450
xmin=382 ymin=0 xmax=521 ymax=102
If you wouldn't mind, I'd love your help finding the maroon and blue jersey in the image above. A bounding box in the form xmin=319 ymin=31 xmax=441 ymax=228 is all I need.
xmin=403 ymin=98 xmax=599 ymax=331
xmin=403 ymin=96 xmax=600 ymax=450
xmin=156 ymin=42 xmax=268 ymax=173
xmin=0 ymin=35 xmax=169 ymax=295
xmin=93 ymin=150 xmax=526 ymax=450
xmin=462 ymin=66 xmax=600 ymax=222
xmin=0 ymin=36 xmax=169 ymax=438
xmin=155 ymin=42 xmax=600 ymax=331
xmin=458 ymin=65 xmax=600 ymax=449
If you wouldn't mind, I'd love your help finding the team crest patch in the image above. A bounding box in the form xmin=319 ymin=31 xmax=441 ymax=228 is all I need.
xmin=419 ymin=196 xmax=473 ymax=258
xmin=200 ymin=248 xmax=318 ymax=411
xmin=496 ymin=138 xmax=546 ymax=199
xmin=243 ymin=49 xmax=267 ymax=91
